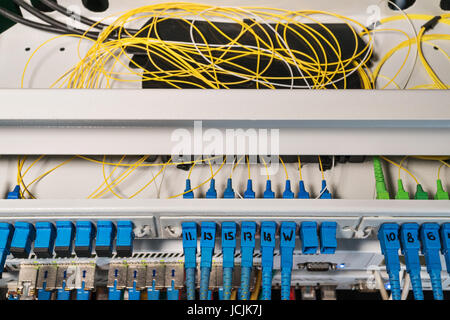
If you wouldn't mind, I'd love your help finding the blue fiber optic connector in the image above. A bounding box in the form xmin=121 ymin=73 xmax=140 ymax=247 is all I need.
xmin=0 ymin=223 xmax=14 ymax=276
xmin=239 ymin=221 xmax=256 ymax=300
xmin=420 ymin=223 xmax=443 ymax=300
xmin=441 ymin=224 xmax=450 ymax=276
xmin=282 ymin=180 xmax=294 ymax=198
xmin=34 ymin=222 xmax=56 ymax=258
xmin=116 ymin=221 xmax=134 ymax=257
xmin=263 ymin=180 xmax=275 ymax=198
xmin=95 ymin=221 xmax=116 ymax=257
xmin=260 ymin=221 xmax=276 ymax=300
xmin=223 ymin=178 xmax=235 ymax=199
xmin=54 ymin=221 xmax=75 ymax=257
xmin=10 ymin=222 xmax=35 ymax=258
xmin=244 ymin=180 xmax=255 ymax=198
xmin=183 ymin=179 xmax=194 ymax=199
xmin=378 ymin=223 xmax=401 ymax=300
xmin=182 ymin=222 xmax=197 ymax=300
xmin=221 ymin=222 xmax=236 ymax=300
xmin=297 ymin=180 xmax=310 ymax=199
xmin=200 ymin=222 xmax=216 ymax=300
xmin=300 ymin=222 xmax=319 ymax=254
xmin=280 ymin=222 xmax=296 ymax=300
xmin=400 ymin=223 xmax=423 ymax=300
xmin=320 ymin=222 xmax=337 ymax=254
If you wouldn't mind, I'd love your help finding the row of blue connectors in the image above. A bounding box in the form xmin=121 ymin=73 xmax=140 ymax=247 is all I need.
xmin=0 ymin=220 xmax=135 ymax=275
xmin=182 ymin=220 xmax=337 ymax=300
xmin=183 ymin=178 xmax=332 ymax=199
xmin=378 ymin=223 xmax=450 ymax=300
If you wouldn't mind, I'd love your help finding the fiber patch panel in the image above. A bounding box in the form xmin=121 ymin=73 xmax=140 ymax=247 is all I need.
xmin=0 ymin=0 xmax=449 ymax=306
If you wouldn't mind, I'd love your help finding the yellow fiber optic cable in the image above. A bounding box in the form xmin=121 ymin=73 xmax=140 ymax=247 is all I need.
xmin=92 ymin=155 xmax=150 ymax=199
xmin=279 ymin=156 xmax=289 ymax=180
xmin=129 ymin=157 xmax=172 ymax=199
xmin=20 ymin=157 xmax=76 ymax=199
xmin=168 ymin=156 xmax=226 ymax=199
xmin=438 ymin=163 xmax=445 ymax=180
xmin=230 ymin=156 xmax=244 ymax=179
xmin=23 ymin=4 xmax=374 ymax=90
xmin=318 ymin=156 xmax=325 ymax=180
xmin=398 ymin=156 xmax=409 ymax=180
xmin=417 ymin=27 xmax=447 ymax=89
xmin=87 ymin=155 xmax=127 ymax=199
xmin=260 ymin=156 xmax=270 ymax=181
xmin=247 ymin=155 xmax=251 ymax=180
xmin=380 ymin=156 xmax=419 ymax=185
xmin=250 ymin=270 xmax=262 ymax=300
xmin=298 ymin=156 xmax=303 ymax=180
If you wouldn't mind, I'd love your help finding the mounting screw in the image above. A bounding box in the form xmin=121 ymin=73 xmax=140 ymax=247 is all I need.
xmin=164 ymin=225 xmax=181 ymax=238
xmin=134 ymin=225 xmax=152 ymax=238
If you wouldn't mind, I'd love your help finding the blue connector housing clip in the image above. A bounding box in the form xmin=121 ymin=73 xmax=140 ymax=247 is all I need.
xmin=400 ymin=223 xmax=424 ymax=300
xmin=95 ymin=221 xmax=116 ymax=257
xmin=37 ymin=289 xmax=52 ymax=300
xmin=6 ymin=185 xmax=21 ymax=199
xmin=280 ymin=222 xmax=296 ymax=270
xmin=260 ymin=221 xmax=276 ymax=300
xmin=116 ymin=221 xmax=134 ymax=257
xmin=34 ymin=222 xmax=56 ymax=258
xmin=147 ymin=289 xmax=160 ymax=300
xmin=263 ymin=180 xmax=275 ymax=198
xmin=167 ymin=283 xmax=179 ymax=300
xmin=75 ymin=221 xmax=95 ymax=257
xmin=0 ymin=223 xmax=14 ymax=274
xmin=54 ymin=221 xmax=75 ymax=257
xmin=200 ymin=222 xmax=216 ymax=268
xmin=378 ymin=223 xmax=402 ymax=300
xmin=300 ymin=222 xmax=319 ymax=254
xmin=240 ymin=222 xmax=257 ymax=268
xmin=282 ymin=180 xmax=294 ymax=199
xmin=128 ymin=285 xmax=141 ymax=301
xmin=200 ymin=222 xmax=216 ymax=300
xmin=221 ymin=222 xmax=237 ymax=268
xmin=76 ymin=282 xmax=91 ymax=300
xmin=420 ymin=223 xmax=443 ymax=300
xmin=223 ymin=178 xmax=235 ymax=199
xmin=319 ymin=180 xmax=332 ymax=199
xmin=240 ymin=222 xmax=256 ymax=300
xmin=244 ymin=180 xmax=255 ymax=199
xmin=297 ymin=180 xmax=310 ymax=199
xmin=378 ymin=223 xmax=401 ymax=274
xmin=260 ymin=221 xmax=277 ymax=270
xmin=56 ymin=291 xmax=71 ymax=300
xmin=320 ymin=222 xmax=337 ymax=254
xmin=182 ymin=222 xmax=197 ymax=269
xmin=183 ymin=179 xmax=194 ymax=199
xmin=10 ymin=222 xmax=35 ymax=258
xmin=222 ymin=222 xmax=236 ymax=300
xmin=420 ymin=223 xmax=442 ymax=273
xmin=108 ymin=283 xmax=123 ymax=300
xmin=441 ymin=223 xmax=450 ymax=274
xmin=400 ymin=223 xmax=421 ymax=274
xmin=206 ymin=179 xmax=217 ymax=199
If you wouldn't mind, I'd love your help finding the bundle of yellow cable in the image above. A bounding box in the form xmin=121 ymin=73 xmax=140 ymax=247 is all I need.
xmin=372 ymin=13 xmax=450 ymax=89
xmin=23 ymin=3 xmax=375 ymax=90
xmin=16 ymin=154 xmax=224 ymax=199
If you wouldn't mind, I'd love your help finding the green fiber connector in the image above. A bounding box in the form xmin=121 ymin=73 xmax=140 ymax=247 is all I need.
xmin=435 ymin=179 xmax=449 ymax=200
xmin=373 ymin=156 xmax=390 ymax=199
xmin=376 ymin=182 xmax=390 ymax=200
xmin=395 ymin=179 xmax=410 ymax=200
xmin=414 ymin=184 xmax=429 ymax=200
